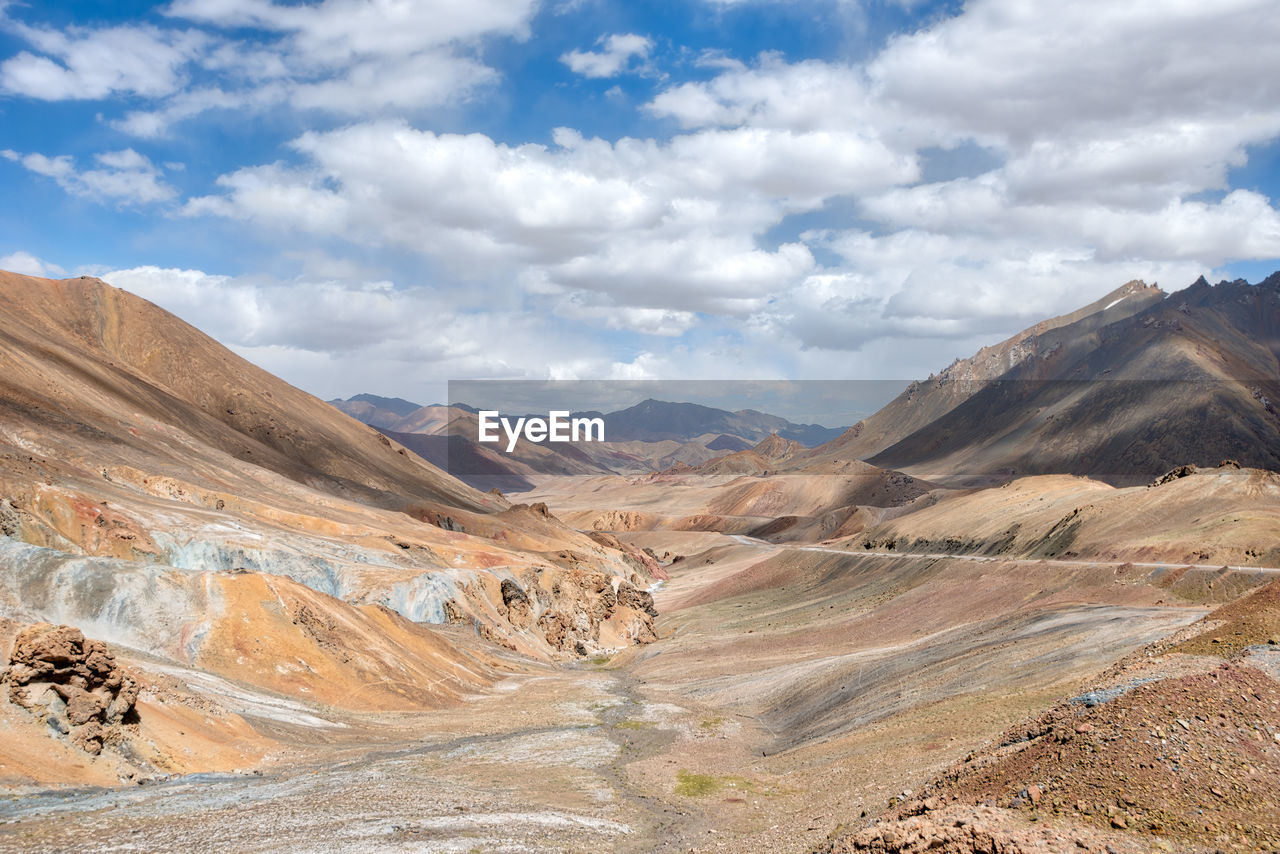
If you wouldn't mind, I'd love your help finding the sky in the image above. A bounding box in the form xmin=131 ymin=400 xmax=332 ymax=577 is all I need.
xmin=2 ymin=0 xmax=1280 ymax=416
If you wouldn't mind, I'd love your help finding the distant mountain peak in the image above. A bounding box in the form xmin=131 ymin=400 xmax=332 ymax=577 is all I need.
xmin=329 ymin=393 xmax=423 ymax=429
xmin=808 ymin=271 xmax=1280 ymax=484
xmin=343 ymin=393 xmax=421 ymax=415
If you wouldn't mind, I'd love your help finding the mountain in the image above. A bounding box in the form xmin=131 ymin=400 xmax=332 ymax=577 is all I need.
xmin=332 ymin=397 xmax=844 ymax=447
xmin=692 ymin=433 xmax=807 ymax=476
xmin=328 ymin=393 xmax=423 ymax=429
xmin=807 ymin=275 xmax=1280 ymax=484
xmin=705 ymin=434 xmax=754 ymax=452
xmin=598 ymin=399 xmax=844 ymax=445
xmin=328 ymin=398 xmax=848 ymax=486
xmin=0 ymin=270 xmax=660 ymax=675
xmin=807 ymin=280 xmax=1165 ymax=466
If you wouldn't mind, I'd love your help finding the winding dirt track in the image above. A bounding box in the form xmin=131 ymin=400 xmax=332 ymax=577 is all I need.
xmin=729 ymin=534 xmax=1280 ymax=575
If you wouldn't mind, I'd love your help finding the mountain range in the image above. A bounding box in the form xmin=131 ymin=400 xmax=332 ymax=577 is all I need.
xmin=337 ymin=275 xmax=1280 ymax=491
xmin=3 ymin=267 xmax=1280 ymax=853
xmin=332 ymin=396 xmax=845 ymax=447
xmin=786 ymin=275 xmax=1280 ymax=484
xmin=328 ymin=395 xmax=849 ymax=488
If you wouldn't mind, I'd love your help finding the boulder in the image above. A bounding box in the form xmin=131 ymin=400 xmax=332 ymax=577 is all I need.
xmin=3 ymin=622 xmax=139 ymax=755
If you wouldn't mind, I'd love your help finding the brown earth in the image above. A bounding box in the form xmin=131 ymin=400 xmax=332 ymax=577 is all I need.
xmin=522 ymin=462 xmax=931 ymax=545
xmin=0 ymin=271 xmax=658 ymax=664
xmin=3 ymin=269 xmax=1279 ymax=854
xmin=841 ymin=466 xmax=1280 ymax=568
xmin=0 ymin=270 xmax=660 ymax=790
xmin=818 ymin=582 xmax=1280 ymax=854
xmin=3 ymin=622 xmax=139 ymax=755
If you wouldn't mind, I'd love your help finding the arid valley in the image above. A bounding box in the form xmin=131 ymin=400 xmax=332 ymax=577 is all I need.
xmin=5 ymin=1 xmax=1280 ymax=851
xmin=0 ymin=269 xmax=1277 ymax=853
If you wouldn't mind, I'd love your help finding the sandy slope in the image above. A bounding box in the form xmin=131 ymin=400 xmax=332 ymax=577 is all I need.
xmin=844 ymin=465 xmax=1280 ymax=568
xmin=0 ymin=270 xmax=660 ymax=787
xmin=522 ymin=460 xmax=931 ymax=544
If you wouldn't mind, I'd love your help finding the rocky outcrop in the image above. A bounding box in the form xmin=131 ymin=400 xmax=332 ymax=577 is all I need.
xmin=3 ymin=623 xmax=139 ymax=754
xmin=481 ymin=568 xmax=657 ymax=655
xmin=1147 ymin=463 xmax=1197 ymax=487
xmin=820 ymin=802 xmax=1134 ymax=854
xmin=587 ymin=531 xmax=669 ymax=581
xmin=830 ymin=811 xmax=1032 ymax=853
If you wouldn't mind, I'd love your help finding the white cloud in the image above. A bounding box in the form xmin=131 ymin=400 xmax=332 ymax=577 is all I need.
xmin=113 ymin=86 xmax=268 ymax=139
xmin=554 ymin=297 xmax=700 ymax=337
xmin=289 ymin=51 xmax=498 ymax=114
xmin=8 ymin=0 xmax=1280 ymax=386
xmin=629 ymin=0 xmax=1280 ymax=361
xmin=0 ymin=250 xmax=66 ymax=278
xmin=857 ymin=179 xmax=1280 ymax=264
xmin=98 ymin=264 xmax=680 ymax=400
xmin=0 ymin=0 xmax=537 ymax=136
xmin=183 ymin=120 xmax=913 ymax=318
xmin=165 ymin=0 xmax=536 ymax=59
xmin=2 ymin=148 xmax=176 ymax=205
xmin=176 ymin=0 xmax=1280 ymax=364
xmin=754 ymin=244 xmax=1218 ymax=355
xmin=561 ymin=33 xmax=652 ymax=78
xmin=868 ymin=0 xmax=1280 ymax=149
xmin=648 ymin=55 xmax=871 ymax=131
xmin=0 ymin=23 xmax=205 ymax=100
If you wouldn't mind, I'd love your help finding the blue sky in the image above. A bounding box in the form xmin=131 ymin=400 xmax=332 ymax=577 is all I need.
xmin=2 ymin=0 xmax=1279 ymax=411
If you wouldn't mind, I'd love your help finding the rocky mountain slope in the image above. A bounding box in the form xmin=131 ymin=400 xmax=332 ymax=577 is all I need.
xmin=806 ymin=275 xmax=1280 ymax=484
xmin=842 ymin=463 xmax=1280 ymax=568
xmin=0 ymin=269 xmax=661 ymax=783
xmin=326 ymin=393 xmax=422 ymax=429
xmin=819 ymin=580 xmax=1280 ymax=853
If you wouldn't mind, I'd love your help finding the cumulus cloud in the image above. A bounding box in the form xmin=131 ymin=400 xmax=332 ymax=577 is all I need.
xmin=0 ymin=0 xmax=538 ymax=136
xmin=631 ymin=0 xmax=1280 ymax=356
xmin=648 ymin=55 xmax=871 ymax=130
xmin=7 ymin=0 xmax=1280 ymax=386
xmin=0 ymin=22 xmax=206 ymax=100
xmin=561 ymin=33 xmax=653 ymax=78
xmin=164 ymin=0 xmax=536 ymax=57
xmin=183 ymin=120 xmax=912 ymax=319
xmin=98 ymin=265 xmax=683 ymax=399
xmin=553 ymin=297 xmax=700 ymax=337
xmin=0 ymin=250 xmax=66 ymax=277
xmin=2 ymin=148 xmax=176 ymax=205
xmin=170 ymin=0 xmax=1280 ymax=362
xmin=161 ymin=0 xmax=535 ymax=125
